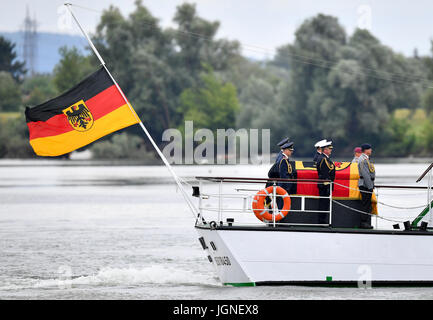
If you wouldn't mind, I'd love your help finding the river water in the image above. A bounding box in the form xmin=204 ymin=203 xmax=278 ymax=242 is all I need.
xmin=1 ymin=160 xmax=433 ymax=299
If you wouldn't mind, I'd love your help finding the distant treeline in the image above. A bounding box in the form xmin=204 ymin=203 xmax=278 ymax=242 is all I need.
xmin=1 ymin=1 xmax=433 ymax=160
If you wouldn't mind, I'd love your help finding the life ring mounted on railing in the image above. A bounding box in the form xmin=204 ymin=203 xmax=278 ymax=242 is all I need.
xmin=252 ymin=186 xmax=291 ymax=223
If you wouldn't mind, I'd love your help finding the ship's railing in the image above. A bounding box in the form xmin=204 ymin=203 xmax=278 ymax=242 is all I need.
xmin=194 ymin=176 xmax=334 ymax=228
xmin=193 ymin=176 xmax=433 ymax=230
xmin=416 ymin=162 xmax=433 ymax=226
xmin=371 ymin=185 xmax=433 ymax=228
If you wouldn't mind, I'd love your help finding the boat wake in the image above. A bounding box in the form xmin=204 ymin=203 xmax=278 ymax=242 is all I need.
xmin=0 ymin=266 xmax=220 ymax=292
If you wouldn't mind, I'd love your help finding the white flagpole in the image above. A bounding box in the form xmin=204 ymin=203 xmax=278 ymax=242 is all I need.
xmin=64 ymin=3 xmax=199 ymax=217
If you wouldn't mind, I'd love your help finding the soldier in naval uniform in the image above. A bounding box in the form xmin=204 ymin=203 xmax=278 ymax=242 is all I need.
xmin=275 ymin=137 xmax=290 ymax=164
xmin=278 ymin=141 xmax=297 ymax=195
xmin=267 ymin=137 xmax=290 ymax=186
xmin=313 ymin=139 xmax=326 ymax=167
xmin=265 ymin=141 xmax=296 ymax=210
xmin=358 ymin=143 xmax=375 ymax=229
xmin=316 ymin=140 xmax=336 ymax=224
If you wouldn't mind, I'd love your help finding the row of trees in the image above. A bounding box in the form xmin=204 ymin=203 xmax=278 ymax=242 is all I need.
xmin=1 ymin=1 xmax=433 ymax=159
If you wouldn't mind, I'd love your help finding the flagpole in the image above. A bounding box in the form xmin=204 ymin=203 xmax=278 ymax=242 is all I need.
xmin=64 ymin=3 xmax=199 ymax=217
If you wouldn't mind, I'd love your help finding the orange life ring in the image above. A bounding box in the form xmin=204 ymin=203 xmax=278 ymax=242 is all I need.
xmin=252 ymin=186 xmax=291 ymax=223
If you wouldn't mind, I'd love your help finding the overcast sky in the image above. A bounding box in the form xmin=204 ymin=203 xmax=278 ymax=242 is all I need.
xmin=1 ymin=0 xmax=432 ymax=59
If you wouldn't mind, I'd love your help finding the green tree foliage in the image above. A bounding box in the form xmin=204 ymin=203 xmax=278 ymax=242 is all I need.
xmin=22 ymin=74 xmax=58 ymax=106
xmin=236 ymin=75 xmax=282 ymax=131
xmin=230 ymin=58 xmax=288 ymax=135
xmin=0 ymin=71 xmax=22 ymax=111
xmin=424 ymin=40 xmax=433 ymax=80
xmin=268 ymin=15 xmax=428 ymax=156
xmin=273 ymin=15 xmax=347 ymax=155
xmin=422 ymin=89 xmax=433 ymax=114
xmin=92 ymin=0 xmax=240 ymax=143
xmin=3 ymin=6 xmax=433 ymax=159
xmin=382 ymin=110 xmax=418 ymax=156
xmin=0 ymin=36 xmax=26 ymax=82
xmin=53 ymin=46 xmax=93 ymax=93
xmin=421 ymin=41 xmax=433 ymax=114
xmin=421 ymin=113 xmax=433 ymax=153
xmin=0 ymin=37 xmax=24 ymax=112
xmin=178 ymin=68 xmax=239 ymax=131
xmin=0 ymin=115 xmax=33 ymax=158
xmin=171 ymin=3 xmax=241 ymax=85
xmin=91 ymin=132 xmax=156 ymax=161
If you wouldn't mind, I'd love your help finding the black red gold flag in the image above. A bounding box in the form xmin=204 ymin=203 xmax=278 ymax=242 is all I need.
xmin=25 ymin=67 xmax=139 ymax=156
xmin=295 ymin=161 xmax=378 ymax=214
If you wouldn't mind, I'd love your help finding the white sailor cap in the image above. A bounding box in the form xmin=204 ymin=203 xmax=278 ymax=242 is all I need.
xmin=314 ymin=139 xmax=327 ymax=148
xmin=322 ymin=140 xmax=333 ymax=148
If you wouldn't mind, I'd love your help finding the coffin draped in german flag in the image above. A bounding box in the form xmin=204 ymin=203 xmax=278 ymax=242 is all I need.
xmin=25 ymin=67 xmax=139 ymax=156
xmin=294 ymin=161 xmax=378 ymax=214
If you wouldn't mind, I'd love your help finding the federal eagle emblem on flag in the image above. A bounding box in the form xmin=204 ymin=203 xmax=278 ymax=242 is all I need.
xmin=24 ymin=67 xmax=139 ymax=156
xmin=62 ymin=100 xmax=94 ymax=132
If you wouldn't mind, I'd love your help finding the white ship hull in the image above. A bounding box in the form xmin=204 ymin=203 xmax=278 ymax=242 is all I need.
xmin=196 ymin=225 xmax=433 ymax=286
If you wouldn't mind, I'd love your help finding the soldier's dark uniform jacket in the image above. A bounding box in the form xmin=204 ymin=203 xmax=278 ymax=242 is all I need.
xmin=275 ymin=137 xmax=289 ymax=166
xmin=316 ymin=153 xmax=336 ymax=185
xmin=313 ymin=151 xmax=321 ymax=168
xmin=278 ymin=155 xmax=297 ymax=194
xmin=267 ymin=159 xmax=280 ymax=181
xmin=316 ymin=152 xmax=335 ymax=222
xmin=267 ymin=138 xmax=289 ymax=181
xmin=275 ymin=151 xmax=284 ymax=164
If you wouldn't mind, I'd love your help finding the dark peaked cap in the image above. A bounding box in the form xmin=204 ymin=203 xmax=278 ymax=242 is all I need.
xmin=361 ymin=143 xmax=372 ymax=151
xmin=281 ymin=141 xmax=294 ymax=150
xmin=277 ymin=137 xmax=290 ymax=147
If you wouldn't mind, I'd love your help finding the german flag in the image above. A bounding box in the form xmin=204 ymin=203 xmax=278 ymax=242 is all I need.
xmin=25 ymin=67 xmax=139 ymax=156
xmin=295 ymin=161 xmax=378 ymax=214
